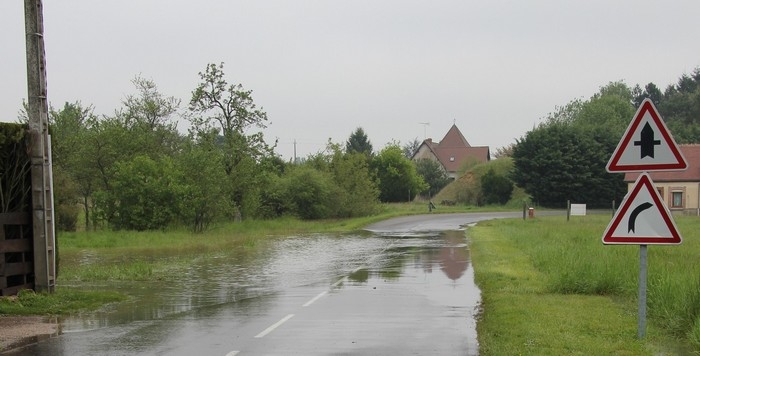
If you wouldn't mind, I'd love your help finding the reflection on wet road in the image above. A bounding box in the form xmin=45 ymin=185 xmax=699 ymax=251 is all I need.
xmin=4 ymin=213 xmax=524 ymax=356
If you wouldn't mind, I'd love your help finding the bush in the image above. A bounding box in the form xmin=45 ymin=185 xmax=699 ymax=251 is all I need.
xmin=101 ymin=155 xmax=186 ymax=231
xmin=480 ymin=167 xmax=514 ymax=205
xmin=253 ymin=174 xmax=288 ymax=219
xmin=281 ymin=166 xmax=337 ymax=220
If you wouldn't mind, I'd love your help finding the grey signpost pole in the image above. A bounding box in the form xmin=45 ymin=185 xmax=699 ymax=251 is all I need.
xmin=638 ymin=245 xmax=648 ymax=338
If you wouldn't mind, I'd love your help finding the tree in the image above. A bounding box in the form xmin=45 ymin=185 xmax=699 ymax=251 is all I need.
xmin=328 ymin=144 xmax=380 ymax=217
xmin=49 ymin=101 xmax=98 ymax=230
xmin=188 ymin=62 xmax=275 ymax=174
xmin=633 ymin=82 xmax=663 ymax=108
xmin=345 ymin=127 xmax=373 ymax=156
xmin=176 ymin=140 xmax=234 ymax=232
xmin=372 ymin=143 xmax=427 ymax=202
xmin=280 ymin=165 xmax=337 ymax=220
xmin=658 ymin=67 xmax=700 ymax=144
xmin=188 ymin=62 xmax=269 ymax=138
xmin=491 ymin=143 xmax=517 ymax=159
xmin=101 ymin=155 xmax=185 ymax=231
xmin=403 ymin=137 xmax=421 ymax=158
xmin=511 ymin=82 xmax=632 ymax=208
xmin=414 ymin=158 xmax=449 ymax=199
xmin=119 ymin=75 xmax=182 ymax=155
xmin=187 ymin=62 xmax=277 ymax=214
xmin=631 ymin=67 xmax=699 ymax=144
xmin=480 ymin=167 xmax=514 ymax=205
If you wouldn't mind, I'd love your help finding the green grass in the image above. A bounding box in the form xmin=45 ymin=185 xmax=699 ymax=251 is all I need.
xmin=0 ymin=288 xmax=127 ymax=316
xmin=468 ymin=214 xmax=700 ymax=355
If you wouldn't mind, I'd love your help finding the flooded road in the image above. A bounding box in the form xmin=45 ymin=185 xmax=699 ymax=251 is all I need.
xmin=4 ymin=212 xmax=530 ymax=356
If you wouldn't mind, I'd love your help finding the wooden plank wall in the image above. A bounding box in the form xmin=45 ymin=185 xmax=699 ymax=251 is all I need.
xmin=0 ymin=212 xmax=34 ymax=296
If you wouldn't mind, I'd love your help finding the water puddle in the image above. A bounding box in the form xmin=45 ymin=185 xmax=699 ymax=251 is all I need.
xmin=11 ymin=228 xmax=481 ymax=355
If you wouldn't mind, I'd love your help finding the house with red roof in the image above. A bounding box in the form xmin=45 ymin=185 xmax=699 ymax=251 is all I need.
xmin=624 ymin=144 xmax=700 ymax=215
xmin=410 ymin=124 xmax=490 ymax=179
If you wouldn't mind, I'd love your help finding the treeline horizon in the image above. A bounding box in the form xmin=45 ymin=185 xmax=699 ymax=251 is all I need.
xmin=4 ymin=63 xmax=699 ymax=231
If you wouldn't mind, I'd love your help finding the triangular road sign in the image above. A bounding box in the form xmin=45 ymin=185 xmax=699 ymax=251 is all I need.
xmin=603 ymin=172 xmax=682 ymax=245
xmin=607 ymin=98 xmax=688 ymax=172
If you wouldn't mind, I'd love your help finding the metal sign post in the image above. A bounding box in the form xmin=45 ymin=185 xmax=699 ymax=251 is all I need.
xmin=603 ymin=99 xmax=686 ymax=339
xmin=638 ymin=245 xmax=647 ymax=338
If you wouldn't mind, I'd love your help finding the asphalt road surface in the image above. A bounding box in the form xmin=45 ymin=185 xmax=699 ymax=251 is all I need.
xmin=4 ymin=211 xmax=544 ymax=356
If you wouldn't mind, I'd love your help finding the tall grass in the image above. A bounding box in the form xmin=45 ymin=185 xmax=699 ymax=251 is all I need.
xmin=469 ymin=214 xmax=699 ymax=354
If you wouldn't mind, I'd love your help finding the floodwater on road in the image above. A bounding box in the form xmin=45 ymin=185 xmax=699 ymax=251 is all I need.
xmin=5 ymin=224 xmax=483 ymax=356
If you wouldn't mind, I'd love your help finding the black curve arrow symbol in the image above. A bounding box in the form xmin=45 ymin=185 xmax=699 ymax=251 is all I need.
xmin=628 ymin=202 xmax=653 ymax=233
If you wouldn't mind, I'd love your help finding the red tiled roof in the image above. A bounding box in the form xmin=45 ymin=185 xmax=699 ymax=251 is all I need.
xmin=438 ymin=124 xmax=471 ymax=148
xmin=411 ymin=124 xmax=491 ymax=173
xmin=437 ymin=146 xmax=490 ymax=173
xmin=623 ymin=144 xmax=700 ymax=182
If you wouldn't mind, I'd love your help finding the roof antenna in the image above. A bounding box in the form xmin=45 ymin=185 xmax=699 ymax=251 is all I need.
xmin=419 ymin=122 xmax=429 ymax=137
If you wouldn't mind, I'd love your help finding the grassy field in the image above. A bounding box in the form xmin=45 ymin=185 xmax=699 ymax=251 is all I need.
xmin=468 ymin=213 xmax=699 ymax=356
xmin=2 ymin=204 xmax=699 ymax=356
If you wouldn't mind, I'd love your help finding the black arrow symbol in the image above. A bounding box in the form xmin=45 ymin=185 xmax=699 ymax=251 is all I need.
xmin=628 ymin=202 xmax=653 ymax=233
xmin=633 ymin=122 xmax=661 ymax=159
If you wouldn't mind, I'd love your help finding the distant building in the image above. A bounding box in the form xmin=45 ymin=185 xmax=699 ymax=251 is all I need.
xmin=624 ymin=144 xmax=700 ymax=215
xmin=410 ymin=124 xmax=490 ymax=179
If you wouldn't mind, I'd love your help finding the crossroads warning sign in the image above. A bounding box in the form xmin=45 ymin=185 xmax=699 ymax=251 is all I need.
xmin=602 ymin=172 xmax=682 ymax=245
xmin=606 ymin=98 xmax=688 ymax=172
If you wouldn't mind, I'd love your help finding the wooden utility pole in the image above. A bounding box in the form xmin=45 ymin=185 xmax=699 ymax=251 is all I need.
xmin=24 ymin=0 xmax=56 ymax=293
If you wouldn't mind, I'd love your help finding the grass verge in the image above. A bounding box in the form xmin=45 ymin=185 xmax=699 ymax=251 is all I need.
xmin=468 ymin=213 xmax=699 ymax=356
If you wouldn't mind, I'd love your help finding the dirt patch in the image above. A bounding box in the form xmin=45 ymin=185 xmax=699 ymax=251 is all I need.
xmin=0 ymin=316 xmax=60 ymax=353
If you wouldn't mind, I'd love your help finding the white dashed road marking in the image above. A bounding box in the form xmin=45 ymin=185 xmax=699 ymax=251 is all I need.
xmin=303 ymin=291 xmax=328 ymax=307
xmin=254 ymin=314 xmax=295 ymax=338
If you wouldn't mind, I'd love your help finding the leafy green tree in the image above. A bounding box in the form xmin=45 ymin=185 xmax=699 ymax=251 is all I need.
xmin=372 ymin=143 xmax=427 ymax=202
xmin=491 ymin=143 xmax=516 ymax=159
xmin=345 ymin=127 xmax=373 ymax=156
xmin=49 ymin=101 xmax=97 ymax=168
xmin=86 ymin=115 xmax=150 ymax=225
xmin=631 ymin=67 xmax=699 ymax=144
xmin=252 ymin=172 xmax=288 ymax=219
xmin=659 ymin=67 xmax=700 ymax=144
xmin=101 ymin=155 xmax=185 ymax=231
xmin=175 ymin=140 xmax=233 ymax=232
xmin=414 ymin=158 xmax=449 ymax=199
xmin=403 ymin=137 xmax=421 ymax=158
xmin=119 ymin=75 xmax=183 ymax=155
xmin=188 ymin=62 xmax=276 ymax=215
xmin=49 ymin=101 xmax=98 ymax=230
xmin=280 ymin=165 xmax=337 ymax=220
xmin=480 ymin=167 xmax=514 ymax=205
xmin=328 ymin=144 xmax=380 ymax=217
xmin=512 ymin=82 xmax=631 ymax=208
xmin=188 ymin=62 xmax=269 ymax=137
xmin=633 ymin=82 xmax=663 ymax=108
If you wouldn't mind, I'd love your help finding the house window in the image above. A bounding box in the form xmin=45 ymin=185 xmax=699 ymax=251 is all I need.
xmin=670 ymin=189 xmax=684 ymax=208
xmin=449 ymin=156 xmax=455 ymax=162
xmin=671 ymin=192 xmax=683 ymax=208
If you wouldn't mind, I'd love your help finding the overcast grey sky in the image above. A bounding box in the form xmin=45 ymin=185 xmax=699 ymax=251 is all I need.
xmin=2 ymin=1 xmax=699 ymax=159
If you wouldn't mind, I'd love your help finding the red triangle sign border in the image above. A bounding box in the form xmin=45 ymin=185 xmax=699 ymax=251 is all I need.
xmin=602 ymin=172 xmax=682 ymax=245
xmin=606 ymin=98 xmax=688 ymax=172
